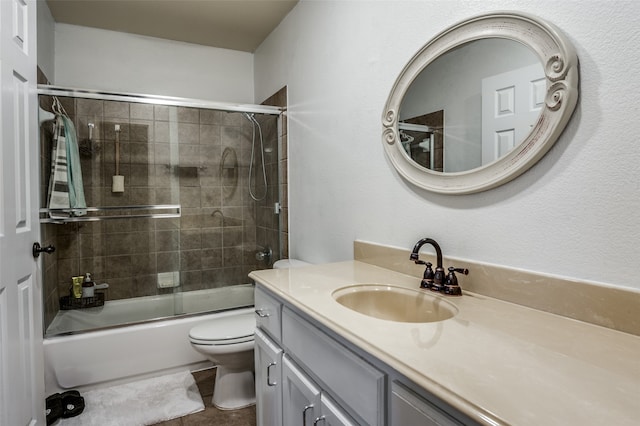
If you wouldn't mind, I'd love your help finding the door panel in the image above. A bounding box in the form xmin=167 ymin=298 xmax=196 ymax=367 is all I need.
xmin=255 ymin=329 xmax=283 ymax=426
xmin=13 ymin=71 xmax=29 ymax=229
xmin=18 ymin=274 xmax=37 ymax=422
xmin=481 ymin=62 xmax=545 ymax=165
xmin=321 ymin=394 xmax=357 ymax=426
xmin=0 ymin=287 xmax=9 ymax=426
xmin=0 ymin=0 xmax=44 ymax=424
xmin=282 ymin=355 xmax=321 ymax=426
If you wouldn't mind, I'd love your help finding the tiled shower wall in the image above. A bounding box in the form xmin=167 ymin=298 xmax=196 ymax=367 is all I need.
xmin=40 ymin=93 xmax=281 ymax=331
xmin=261 ymin=87 xmax=289 ymax=258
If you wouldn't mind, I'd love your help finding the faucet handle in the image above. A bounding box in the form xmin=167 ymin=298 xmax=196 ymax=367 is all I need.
xmin=420 ymin=262 xmax=434 ymax=289
xmin=443 ymin=267 xmax=468 ymax=296
xmin=449 ymin=267 xmax=469 ymax=277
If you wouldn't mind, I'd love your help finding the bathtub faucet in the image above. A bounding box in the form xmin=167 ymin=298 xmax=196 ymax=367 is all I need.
xmin=255 ymin=246 xmax=272 ymax=265
xmin=410 ymin=238 xmax=468 ymax=296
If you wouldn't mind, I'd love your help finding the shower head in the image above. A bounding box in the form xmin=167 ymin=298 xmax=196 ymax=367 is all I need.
xmin=243 ymin=112 xmax=255 ymax=123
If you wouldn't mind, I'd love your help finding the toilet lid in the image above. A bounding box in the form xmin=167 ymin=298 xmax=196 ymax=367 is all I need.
xmin=189 ymin=312 xmax=255 ymax=344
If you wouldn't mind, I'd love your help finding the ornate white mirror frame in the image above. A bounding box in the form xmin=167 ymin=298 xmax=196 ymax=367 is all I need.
xmin=382 ymin=11 xmax=579 ymax=194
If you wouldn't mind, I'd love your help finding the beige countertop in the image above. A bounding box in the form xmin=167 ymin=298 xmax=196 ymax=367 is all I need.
xmin=249 ymin=261 xmax=640 ymax=426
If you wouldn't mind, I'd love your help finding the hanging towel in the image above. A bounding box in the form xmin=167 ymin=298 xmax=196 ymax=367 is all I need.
xmin=61 ymin=115 xmax=86 ymax=214
xmin=47 ymin=115 xmax=87 ymax=218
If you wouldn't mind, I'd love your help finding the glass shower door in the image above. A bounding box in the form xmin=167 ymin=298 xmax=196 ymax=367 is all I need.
xmin=40 ymin=89 xmax=282 ymax=336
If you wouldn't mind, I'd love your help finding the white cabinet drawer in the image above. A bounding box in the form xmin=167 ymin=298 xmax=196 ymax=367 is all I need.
xmin=255 ymin=286 xmax=282 ymax=342
xmin=282 ymin=307 xmax=385 ymax=426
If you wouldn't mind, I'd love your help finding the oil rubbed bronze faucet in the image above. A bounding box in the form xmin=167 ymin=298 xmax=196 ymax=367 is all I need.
xmin=410 ymin=238 xmax=468 ymax=296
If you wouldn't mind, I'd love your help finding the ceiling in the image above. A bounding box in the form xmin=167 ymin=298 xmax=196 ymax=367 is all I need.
xmin=46 ymin=0 xmax=299 ymax=52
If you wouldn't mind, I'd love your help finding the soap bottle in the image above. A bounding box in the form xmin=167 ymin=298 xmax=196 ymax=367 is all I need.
xmin=71 ymin=276 xmax=83 ymax=299
xmin=81 ymin=273 xmax=95 ymax=298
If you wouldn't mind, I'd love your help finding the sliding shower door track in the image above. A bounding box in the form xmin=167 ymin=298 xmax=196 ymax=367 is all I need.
xmin=38 ymin=85 xmax=283 ymax=115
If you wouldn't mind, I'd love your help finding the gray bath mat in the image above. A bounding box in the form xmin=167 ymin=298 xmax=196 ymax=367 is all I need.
xmin=58 ymin=370 xmax=204 ymax=425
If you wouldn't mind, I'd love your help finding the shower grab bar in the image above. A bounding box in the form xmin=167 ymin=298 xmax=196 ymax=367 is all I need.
xmin=39 ymin=204 xmax=181 ymax=224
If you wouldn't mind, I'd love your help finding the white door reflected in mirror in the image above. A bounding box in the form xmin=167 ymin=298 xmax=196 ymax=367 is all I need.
xmin=481 ymin=62 xmax=546 ymax=166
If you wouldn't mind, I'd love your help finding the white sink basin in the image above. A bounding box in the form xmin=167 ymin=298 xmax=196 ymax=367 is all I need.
xmin=332 ymin=284 xmax=457 ymax=323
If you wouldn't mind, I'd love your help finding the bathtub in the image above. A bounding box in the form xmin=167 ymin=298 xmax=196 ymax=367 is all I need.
xmin=44 ymin=284 xmax=255 ymax=393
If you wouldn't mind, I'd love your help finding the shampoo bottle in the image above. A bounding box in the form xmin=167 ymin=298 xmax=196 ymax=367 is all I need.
xmin=72 ymin=276 xmax=83 ymax=299
xmin=81 ymin=273 xmax=95 ymax=298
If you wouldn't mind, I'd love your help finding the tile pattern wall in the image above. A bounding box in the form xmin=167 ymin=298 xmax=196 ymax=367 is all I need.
xmin=40 ymin=94 xmax=280 ymax=331
xmin=260 ymin=86 xmax=288 ymax=258
xmin=252 ymin=113 xmax=281 ymax=264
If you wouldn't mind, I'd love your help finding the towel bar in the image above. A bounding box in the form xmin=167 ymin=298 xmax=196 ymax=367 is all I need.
xmin=39 ymin=204 xmax=181 ymax=224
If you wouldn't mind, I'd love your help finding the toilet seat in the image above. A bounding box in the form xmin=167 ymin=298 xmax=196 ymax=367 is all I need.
xmin=189 ymin=312 xmax=255 ymax=346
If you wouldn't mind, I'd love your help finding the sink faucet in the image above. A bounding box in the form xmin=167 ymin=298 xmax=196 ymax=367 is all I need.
xmin=410 ymin=238 xmax=468 ymax=296
xmin=410 ymin=238 xmax=445 ymax=291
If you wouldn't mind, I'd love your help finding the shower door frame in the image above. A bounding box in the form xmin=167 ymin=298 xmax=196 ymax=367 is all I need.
xmin=39 ymin=85 xmax=284 ymax=336
xmin=38 ymin=85 xmax=282 ymax=116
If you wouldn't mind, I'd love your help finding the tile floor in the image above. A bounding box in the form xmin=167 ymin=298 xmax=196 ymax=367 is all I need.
xmin=152 ymin=369 xmax=256 ymax=426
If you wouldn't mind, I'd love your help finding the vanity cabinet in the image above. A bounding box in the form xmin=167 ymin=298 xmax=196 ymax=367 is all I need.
xmin=283 ymin=355 xmax=357 ymax=426
xmin=255 ymin=328 xmax=283 ymax=426
xmin=255 ymin=287 xmax=284 ymax=425
xmin=281 ymin=307 xmax=385 ymax=425
xmin=391 ymin=382 xmax=463 ymax=426
xmin=254 ymin=284 xmax=476 ymax=426
xmin=255 ymin=286 xmax=365 ymax=425
xmin=254 ymin=286 xmax=282 ymax=341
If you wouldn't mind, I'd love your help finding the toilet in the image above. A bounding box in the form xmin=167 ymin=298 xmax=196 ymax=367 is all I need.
xmin=273 ymin=258 xmax=311 ymax=269
xmin=188 ymin=259 xmax=309 ymax=410
xmin=189 ymin=311 xmax=256 ymax=410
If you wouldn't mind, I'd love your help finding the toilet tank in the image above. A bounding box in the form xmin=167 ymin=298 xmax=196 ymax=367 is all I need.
xmin=273 ymin=259 xmax=311 ymax=269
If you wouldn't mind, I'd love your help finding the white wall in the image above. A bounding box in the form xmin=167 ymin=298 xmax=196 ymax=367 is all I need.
xmin=54 ymin=24 xmax=255 ymax=102
xmin=37 ymin=0 xmax=55 ymax=81
xmin=254 ymin=0 xmax=640 ymax=291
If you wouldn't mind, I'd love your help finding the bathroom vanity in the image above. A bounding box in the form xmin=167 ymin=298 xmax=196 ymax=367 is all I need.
xmin=254 ymin=284 xmax=471 ymax=425
xmin=250 ymin=261 xmax=640 ymax=426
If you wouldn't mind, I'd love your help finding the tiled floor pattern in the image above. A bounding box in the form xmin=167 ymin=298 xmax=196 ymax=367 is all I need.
xmin=153 ymin=369 xmax=256 ymax=426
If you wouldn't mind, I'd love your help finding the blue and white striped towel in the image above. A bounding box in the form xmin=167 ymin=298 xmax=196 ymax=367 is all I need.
xmin=47 ymin=115 xmax=86 ymax=218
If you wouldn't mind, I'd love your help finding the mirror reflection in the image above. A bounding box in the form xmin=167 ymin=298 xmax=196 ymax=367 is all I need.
xmin=400 ymin=38 xmax=544 ymax=173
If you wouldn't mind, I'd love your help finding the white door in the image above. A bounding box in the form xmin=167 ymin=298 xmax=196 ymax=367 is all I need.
xmin=481 ymin=62 xmax=546 ymax=165
xmin=0 ymin=0 xmax=45 ymax=425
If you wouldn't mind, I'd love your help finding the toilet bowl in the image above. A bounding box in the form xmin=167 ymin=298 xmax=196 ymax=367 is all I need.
xmin=188 ymin=311 xmax=256 ymax=410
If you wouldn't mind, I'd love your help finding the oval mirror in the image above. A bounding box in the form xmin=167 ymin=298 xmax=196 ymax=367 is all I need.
xmin=382 ymin=12 xmax=579 ymax=194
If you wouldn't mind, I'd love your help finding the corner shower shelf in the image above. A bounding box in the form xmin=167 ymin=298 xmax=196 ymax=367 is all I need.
xmin=39 ymin=204 xmax=181 ymax=224
xmin=59 ymin=292 xmax=105 ymax=310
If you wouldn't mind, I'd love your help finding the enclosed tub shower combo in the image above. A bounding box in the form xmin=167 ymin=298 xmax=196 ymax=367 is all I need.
xmin=38 ymin=86 xmax=286 ymax=396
